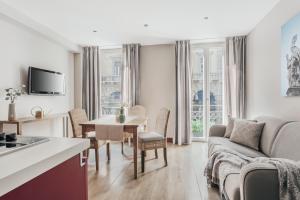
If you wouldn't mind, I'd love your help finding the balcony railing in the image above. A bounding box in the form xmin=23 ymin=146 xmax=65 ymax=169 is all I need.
xmin=192 ymin=73 xmax=222 ymax=81
xmin=102 ymin=106 xmax=120 ymax=115
xmin=101 ymin=75 xmax=121 ymax=83
xmin=192 ymin=104 xmax=223 ymax=138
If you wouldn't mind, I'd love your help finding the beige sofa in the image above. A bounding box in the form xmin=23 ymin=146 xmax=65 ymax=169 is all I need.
xmin=208 ymin=116 xmax=300 ymax=200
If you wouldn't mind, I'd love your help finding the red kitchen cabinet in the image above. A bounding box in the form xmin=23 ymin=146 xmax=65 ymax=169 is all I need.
xmin=0 ymin=153 xmax=88 ymax=200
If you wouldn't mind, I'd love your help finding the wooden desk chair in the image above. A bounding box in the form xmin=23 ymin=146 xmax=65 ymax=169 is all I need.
xmin=138 ymin=108 xmax=170 ymax=172
xmin=68 ymin=109 xmax=106 ymax=171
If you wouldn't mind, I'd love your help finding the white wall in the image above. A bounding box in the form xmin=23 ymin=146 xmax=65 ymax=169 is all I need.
xmin=140 ymin=44 xmax=176 ymax=138
xmin=0 ymin=14 xmax=75 ymax=137
xmin=74 ymin=53 xmax=82 ymax=108
xmin=247 ymin=0 xmax=300 ymax=121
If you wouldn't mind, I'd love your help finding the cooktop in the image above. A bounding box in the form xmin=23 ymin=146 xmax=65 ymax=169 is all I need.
xmin=0 ymin=133 xmax=50 ymax=157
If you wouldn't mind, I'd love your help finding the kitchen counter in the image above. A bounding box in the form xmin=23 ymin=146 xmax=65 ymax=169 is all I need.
xmin=0 ymin=137 xmax=90 ymax=197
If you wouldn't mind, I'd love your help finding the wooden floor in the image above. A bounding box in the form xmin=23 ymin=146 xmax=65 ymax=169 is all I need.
xmin=87 ymin=142 xmax=220 ymax=200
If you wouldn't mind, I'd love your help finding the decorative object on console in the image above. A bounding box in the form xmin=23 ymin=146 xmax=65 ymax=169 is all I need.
xmin=281 ymin=13 xmax=300 ymax=96
xmin=31 ymin=106 xmax=50 ymax=119
xmin=4 ymin=85 xmax=26 ymax=121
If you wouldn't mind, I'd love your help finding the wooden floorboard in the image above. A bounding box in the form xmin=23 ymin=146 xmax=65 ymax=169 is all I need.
xmin=87 ymin=142 xmax=221 ymax=200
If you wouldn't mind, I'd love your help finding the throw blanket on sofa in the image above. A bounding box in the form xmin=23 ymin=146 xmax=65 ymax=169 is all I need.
xmin=205 ymin=147 xmax=300 ymax=200
xmin=204 ymin=146 xmax=253 ymax=199
xmin=254 ymin=157 xmax=300 ymax=200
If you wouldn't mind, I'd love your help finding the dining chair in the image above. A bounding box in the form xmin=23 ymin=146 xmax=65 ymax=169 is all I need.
xmin=68 ymin=109 xmax=106 ymax=171
xmin=122 ymin=105 xmax=147 ymax=152
xmin=138 ymin=108 xmax=170 ymax=173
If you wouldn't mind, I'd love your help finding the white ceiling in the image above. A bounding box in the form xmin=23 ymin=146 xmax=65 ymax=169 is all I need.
xmin=0 ymin=0 xmax=279 ymax=46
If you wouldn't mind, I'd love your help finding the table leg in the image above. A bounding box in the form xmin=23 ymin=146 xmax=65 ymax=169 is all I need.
xmin=82 ymin=126 xmax=88 ymax=157
xmin=133 ymin=127 xmax=138 ymax=179
xmin=82 ymin=126 xmax=87 ymax=138
xmin=17 ymin=122 xmax=22 ymax=135
xmin=0 ymin=123 xmax=3 ymax=133
xmin=66 ymin=116 xmax=69 ymax=137
xmin=62 ymin=117 xmax=66 ymax=137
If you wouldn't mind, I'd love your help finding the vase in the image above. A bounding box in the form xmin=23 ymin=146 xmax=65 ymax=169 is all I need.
xmin=119 ymin=114 xmax=125 ymax=123
xmin=8 ymin=103 xmax=16 ymax=121
xmin=119 ymin=107 xmax=126 ymax=123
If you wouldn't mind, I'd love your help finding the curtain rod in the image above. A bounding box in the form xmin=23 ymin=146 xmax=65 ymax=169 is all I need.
xmin=95 ymin=37 xmax=229 ymax=49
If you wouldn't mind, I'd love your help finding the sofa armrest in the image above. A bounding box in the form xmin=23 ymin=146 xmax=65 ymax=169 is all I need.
xmin=240 ymin=163 xmax=279 ymax=200
xmin=209 ymin=125 xmax=226 ymax=137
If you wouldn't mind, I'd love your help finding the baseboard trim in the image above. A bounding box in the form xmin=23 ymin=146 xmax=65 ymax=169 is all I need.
xmin=167 ymin=137 xmax=173 ymax=143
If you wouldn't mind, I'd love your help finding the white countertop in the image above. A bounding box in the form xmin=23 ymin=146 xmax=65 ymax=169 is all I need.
xmin=0 ymin=137 xmax=90 ymax=197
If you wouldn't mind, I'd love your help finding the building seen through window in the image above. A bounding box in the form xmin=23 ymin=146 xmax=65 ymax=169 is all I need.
xmin=100 ymin=48 xmax=122 ymax=115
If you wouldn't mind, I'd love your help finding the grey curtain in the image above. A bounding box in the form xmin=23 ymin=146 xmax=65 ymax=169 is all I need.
xmin=82 ymin=46 xmax=101 ymax=120
xmin=122 ymin=44 xmax=141 ymax=107
xmin=175 ymin=40 xmax=192 ymax=145
xmin=225 ymin=36 xmax=247 ymax=119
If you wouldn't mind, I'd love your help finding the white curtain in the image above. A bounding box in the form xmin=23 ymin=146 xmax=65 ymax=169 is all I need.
xmin=82 ymin=46 xmax=101 ymax=120
xmin=225 ymin=36 xmax=247 ymax=119
xmin=175 ymin=40 xmax=192 ymax=145
xmin=121 ymin=44 xmax=141 ymax=107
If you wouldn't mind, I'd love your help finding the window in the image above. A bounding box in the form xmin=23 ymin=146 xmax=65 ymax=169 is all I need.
xmin=191 ymin=43 xmax=224 ymax=140
xmin=100 ymin=48 xmax=122 ymax=115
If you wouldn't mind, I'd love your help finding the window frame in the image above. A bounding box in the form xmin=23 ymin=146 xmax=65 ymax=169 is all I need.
xmin=99 ymin=47 xmax=123 ymax=116
xmin=191 ymin=42 xmax=225 ymax=142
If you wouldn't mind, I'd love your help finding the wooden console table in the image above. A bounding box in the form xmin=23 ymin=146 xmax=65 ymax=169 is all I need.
xmin=0 ymin=113 xmax=69 ymax=137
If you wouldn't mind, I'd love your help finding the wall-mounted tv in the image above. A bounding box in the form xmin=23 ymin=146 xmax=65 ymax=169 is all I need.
xmin=28 ymin=67 xmax=65 ymax=95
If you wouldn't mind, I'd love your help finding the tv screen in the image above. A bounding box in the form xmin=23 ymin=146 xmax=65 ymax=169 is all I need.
xmin=28 ymin=67 xmax=65 ymax=95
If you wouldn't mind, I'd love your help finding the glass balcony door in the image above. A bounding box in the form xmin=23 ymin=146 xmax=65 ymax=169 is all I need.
xmin=100 ymin=48 xmax=122 ymax=115
xmin=191 ymin=43 xmax=224 ymax=141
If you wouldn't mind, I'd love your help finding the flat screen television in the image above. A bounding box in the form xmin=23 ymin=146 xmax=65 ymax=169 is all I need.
xmin=28 ymin=67 xmax=65 ymax=95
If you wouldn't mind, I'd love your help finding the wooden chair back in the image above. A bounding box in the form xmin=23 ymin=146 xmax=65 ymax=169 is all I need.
xmin=155 ymin=108 xmax=170 ymax=138
xmin=68 ymin=109 xmax=89 ymax=138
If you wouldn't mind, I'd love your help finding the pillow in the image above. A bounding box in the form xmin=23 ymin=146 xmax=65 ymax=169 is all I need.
xmin=229 ymin=119 xmax=265 ymax=150
xmin=224 ymin=117 xmax=235 ymax=138
xmin=224 ymin=118 xmax=257 ymax=138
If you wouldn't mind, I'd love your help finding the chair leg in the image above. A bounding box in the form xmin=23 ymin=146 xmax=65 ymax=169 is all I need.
xmin=121 ymin=141 xmax=124 ymax=155
xmin=155 ymin=148 xmax=158 ymax=159
xmin=106 ymin=142 xmax=110 ymax=161
xmin=87 ymin=148 xmax=90 ymax=158
xmin=95 ymin=148 xmax=99 ymax=171
xmin=128 ymin=137 xmax=131 ymax=146
xmin=141 ymin=150 xmax=145 ymax=173
xmin=163 ymin=148 xmax=168 ymax=166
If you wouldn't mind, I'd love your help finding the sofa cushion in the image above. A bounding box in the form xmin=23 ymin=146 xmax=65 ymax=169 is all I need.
xmin=138 ymin=132 xmax=164 ymax=142
xmin=224 ymin=118 xmax=258 ymax=138
xmin=208 ymin=137 xmax=266 ymax=158
xmin=270 ymin=122 xmax=300 ymax=161
xmin=254 ymin=116 xmax=291 ymax=156
xmin=224 ymin=173 xmax=240 ymax=200
xmin=224 ymin=117 xmax=235 ymax=138
xmin=229 ymin=120 xmax=265 ymax=150
xmin=209 ymin=125 xmax=227 ymax=137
